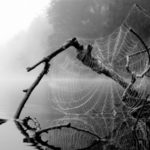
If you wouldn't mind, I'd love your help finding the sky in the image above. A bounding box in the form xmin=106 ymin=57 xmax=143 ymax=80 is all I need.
xmin=0 ymin=0 xmax=50 ymax=45
xmin=0 ymin=0 xmax=52 ymax=77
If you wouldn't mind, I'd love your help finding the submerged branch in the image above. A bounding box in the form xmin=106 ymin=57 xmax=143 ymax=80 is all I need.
xmin=13 ymin=23 xmax=150 ymax=149
xmin=14 ymin=62 xmax=50 ymax=119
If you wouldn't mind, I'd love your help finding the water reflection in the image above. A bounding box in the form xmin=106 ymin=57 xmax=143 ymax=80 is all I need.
xmin=0 ymin=108 xmax=148 ymax=150
xmin=0 ymin=117 xmax=106 ymax=150
xmin=14 ymin=116 xmax=106 ymax=150
xmin=0 ymin=120 xmax=34 ymax=150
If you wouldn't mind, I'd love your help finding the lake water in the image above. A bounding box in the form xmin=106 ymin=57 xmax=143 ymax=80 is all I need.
xmin=0 ymin=78 xmax=66 ymax=150
xmin=0 ymin=76 xmax=148 ymax=149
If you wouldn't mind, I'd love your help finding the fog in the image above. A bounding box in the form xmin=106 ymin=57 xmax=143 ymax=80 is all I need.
xmin=0 ymin=0 xmax=52 ymax=118
xmin=0 ymin=0 xmax=150 ymax=119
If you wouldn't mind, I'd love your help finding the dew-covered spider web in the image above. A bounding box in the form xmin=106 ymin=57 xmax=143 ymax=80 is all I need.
xmin=46 ymin=4 xmax=150 ymax=149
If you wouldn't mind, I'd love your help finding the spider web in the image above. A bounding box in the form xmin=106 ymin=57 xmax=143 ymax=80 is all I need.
xmin=94 ymin=25 xmax=148 ymax=78
xmin=47 ymin=4 xmax=150 ymax=142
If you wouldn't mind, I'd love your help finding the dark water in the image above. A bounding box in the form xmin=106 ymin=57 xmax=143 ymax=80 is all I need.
xmin=0 ymin=78 xmax=65 ymax=149
xmin=0 ymin=78 xmax=114 ymax=150
xmin=0 ymin=76 xmax=149 ymax=150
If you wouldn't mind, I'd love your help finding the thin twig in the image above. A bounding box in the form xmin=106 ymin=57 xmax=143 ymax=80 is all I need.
xmin=36 ymin=123 xmax=107 ymax=150
xmin=15 ymin=27 xmax=149 ymax=119
xmin=27 ymin=38 xmax=77 ymax=72
xmin=14 ymin=62 xmax=50 ymax=119
xmin=15 ymin=119 xmax=61 ymax=150
xmin=136 ymin=65 xmax=150 ymax=78
xmin=14 ymin=38 xmax=77 ymax=119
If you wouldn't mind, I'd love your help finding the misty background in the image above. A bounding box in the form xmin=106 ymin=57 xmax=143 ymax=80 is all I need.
xmin=0 ymin=0 xmax=150 ymax=121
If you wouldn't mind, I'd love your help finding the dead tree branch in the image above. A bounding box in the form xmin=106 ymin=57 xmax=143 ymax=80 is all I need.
xmin=15 ymin=27 xmax=149 ymax=119
xmin=13 ymin=25 xmax=150 ymax=149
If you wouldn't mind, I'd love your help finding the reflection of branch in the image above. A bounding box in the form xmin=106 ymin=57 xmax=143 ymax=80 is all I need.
xmin=13 ymin=25 xmax=150 ymax=149
xmin=0 ymin=119 xmax=7 ymax=125
xmin=26 ymin=37 xmax=77 ymax=72
xmin=36 ymin=123 xmax=107 ymax=150
xmin=16 ymin=120 xmax=107 ymax=150
xmin=36 ymin=123 xmax=102 ymax=141
xmin=22 ymin=116 xmax=41 ymax=131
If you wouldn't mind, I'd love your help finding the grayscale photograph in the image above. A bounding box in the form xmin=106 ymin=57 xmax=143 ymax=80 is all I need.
xmin=0 ymin=0 xmax=150 ymax=150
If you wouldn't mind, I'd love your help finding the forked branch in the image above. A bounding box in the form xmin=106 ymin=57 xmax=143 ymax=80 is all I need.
xmin=14 ymin=38 xmax=77 ymax=119
xmin=15 ymin=28 xmax=148 ymax=119
xmin=13 ymin=25 xmax=150 ymax=150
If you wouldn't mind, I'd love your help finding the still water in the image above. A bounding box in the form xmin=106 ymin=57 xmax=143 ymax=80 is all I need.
xmin=0 ymin=78 xmax=65 ymax=150
xmin=1 ymin=76 xmax=147 ymax=149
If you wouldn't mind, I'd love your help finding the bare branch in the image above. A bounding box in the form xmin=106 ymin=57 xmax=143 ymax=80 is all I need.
xmin=136 ymin=65 xmax=150 ymax=78
xmin=14 ymin=38 xmax=77 ymax=119
xmin=35 ymin=123 xmax=107 ymax=150
xmin=129 ymin=28 xmax=150 ymax=64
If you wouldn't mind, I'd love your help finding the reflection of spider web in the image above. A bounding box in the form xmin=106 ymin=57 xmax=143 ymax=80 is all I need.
xmin=46 ymin=115 xmax=97 ymax=150
xmin=47 ymin=4 xmax=150 ymax=141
